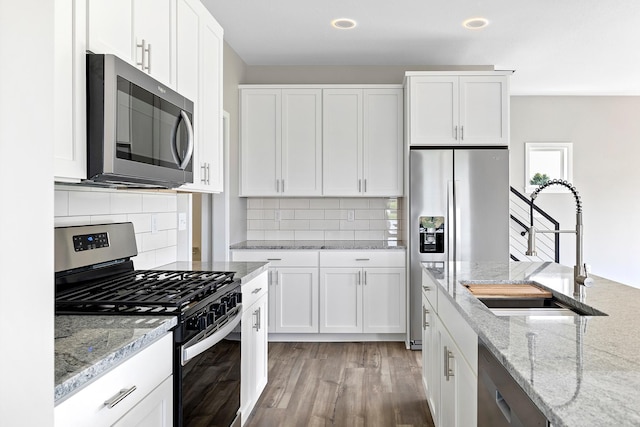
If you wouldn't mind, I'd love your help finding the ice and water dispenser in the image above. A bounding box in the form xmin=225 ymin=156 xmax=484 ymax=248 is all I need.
xmin=419 ymin=216 xmax=444 ymax=253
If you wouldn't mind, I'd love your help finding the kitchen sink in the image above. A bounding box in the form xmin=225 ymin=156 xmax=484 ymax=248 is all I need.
xmin=462 ymin=281 xmax=607 ymax=317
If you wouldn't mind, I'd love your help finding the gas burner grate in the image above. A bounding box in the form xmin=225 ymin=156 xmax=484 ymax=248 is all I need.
xmin=55 ymin=270 xmax=237 ymax=312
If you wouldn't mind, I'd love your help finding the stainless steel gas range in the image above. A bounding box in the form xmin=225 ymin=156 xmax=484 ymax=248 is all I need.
xmin=55 ymin=222 xmax=243 ymax=427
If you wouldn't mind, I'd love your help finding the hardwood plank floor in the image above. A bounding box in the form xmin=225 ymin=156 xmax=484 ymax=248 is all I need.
xmin=245 ymin=342 xmax=435 ymax=427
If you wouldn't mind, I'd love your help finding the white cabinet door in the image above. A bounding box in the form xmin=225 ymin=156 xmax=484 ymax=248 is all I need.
xmin=252 ymin=293 xmax=269 ymax=403
xmin=422 ymin=298 xmax=440 ymax=426
xmin=132 ymin=0 xmax=175 ymax=86
xmin=177 ymin=2 xmax=224 ymax=193
xmin=459 ymin=76 xmax=509 ymax=146
xmin=54 ymin=0 xmax=86 ymax=182
xmin=439 ymin=328 xmax=477 ymax=427
xmin=274 ymin=267 xmax=319 ymax=333
xmin=86 ymin=0 xmax=132 ymax=62
xmin=319 ymin=267 xmax=362 ymax=333
xmin=240 ymin=89 xmax=281 ymax=196
xmin=408 ymin=76 xmax=458 ymax=145
xmin=112 ymin=376 xmax=173 ymax=427
xmin=322 ymin=89 xmax=363 ymax=196
xmin=362 ymin=267 xmax=405 ymax=333
xmin=281 ymin=89 xmax=322 ymax=196
xmin=363 ymin=89 xmax=403 ymax=196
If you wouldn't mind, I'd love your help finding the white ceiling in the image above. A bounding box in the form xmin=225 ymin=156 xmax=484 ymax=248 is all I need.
xmin=201 ymin=0 xmax=640 ymax=95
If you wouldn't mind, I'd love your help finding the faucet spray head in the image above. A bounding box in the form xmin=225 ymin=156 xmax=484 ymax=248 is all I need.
xmin=526 ymin=227 xmax=537 ymax=256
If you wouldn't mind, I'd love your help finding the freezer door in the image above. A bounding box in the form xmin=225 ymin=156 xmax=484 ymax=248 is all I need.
xmin=454 ymin=149 xmax=509 ymax=262
xmin=409 ymin=149 xmax=453 ymax=347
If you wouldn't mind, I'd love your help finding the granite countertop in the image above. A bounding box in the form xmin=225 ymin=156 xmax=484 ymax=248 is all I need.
xmin=422 ymin=261 xmax=640 ymax=426
xmin=230 ymin=240 xmax=406 ymax=250
xmin=55 ymin=315 xmax=177 ymax=403
xmin=55 ymin=261 xmax=267 ymax=404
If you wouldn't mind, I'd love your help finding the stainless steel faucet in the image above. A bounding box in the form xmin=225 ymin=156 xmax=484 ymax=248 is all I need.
xmin=525 ymin=179 xmax=593 ymax=299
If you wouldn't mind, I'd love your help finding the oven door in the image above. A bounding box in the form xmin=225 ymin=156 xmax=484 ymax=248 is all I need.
xmin=176 ymin=306 xmax=242 ymax=427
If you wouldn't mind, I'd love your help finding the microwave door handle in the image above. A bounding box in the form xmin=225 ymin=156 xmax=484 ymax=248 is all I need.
xmin=170 ymin=111 xmax=195 ymax=170
xmin=179 ymin=110 xmax=194 ymax=170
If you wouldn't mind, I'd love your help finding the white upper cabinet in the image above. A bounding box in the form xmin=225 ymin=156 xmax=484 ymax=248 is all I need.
xmin=240 ymin=88 xmax=322 ymax=196
xmin=87 ymin=0 xmax=176 ymax=87
xmin=323 ymin=87 xmax=403 ymax=197
xmin=179 ymin=0 xmax=224 ymax=193
xmin=406 ymin=72 xmax=510 ymax=146
xmin=54 ymin=0 xmax=86 ymax=182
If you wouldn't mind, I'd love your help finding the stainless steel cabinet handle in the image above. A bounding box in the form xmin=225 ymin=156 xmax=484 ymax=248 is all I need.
xmin=454 ymin=125 xmax=458 ymax=140
xmin=206 ymin=163 xmax=210 ymax=185
xmin=253 ymin=307 xmax=261 ymax=331
xmin=423 ymin=306 xmax=430 ymax=329
xmin=276 ymin=179 xmax=280 ymax=192
xmin=201 ymin=163 xmax=207 ymax=183
xmin=252 ymin=287 xmax=262 ymax=294
xmin=266 ymin=258 xmax=282 ymax=261
xmin=461 ymin=125 xmax=464 ymax=141
xmin=357 ymin=271 xmax=361 ymax=285
xmin=104 ymin=386 xmax=137 ymax=409
xmin=136 ymin=39 xmax=146 ymax=70
xmin=282 ymin=179 xmax=285 ymax=193
xmin=422 ymin=285 xmax=431 ymax=292
xmin=364 ymin=271 xmax=367 ymax=285
xmin=358 ymin=179 xmax=362 ymax=192
xmin=147 ymin=43 xmax=152 ymax=73
xmin=355 ymin=258 xmax=370 ymax=261
xmin=364 ymin=179 xmax=367 ymax=193
xmin=444 ymin=346 xmax=454 ymax=381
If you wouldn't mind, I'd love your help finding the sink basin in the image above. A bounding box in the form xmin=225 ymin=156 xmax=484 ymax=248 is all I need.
xmin=462 ymin=281 xmax=607 ymax=317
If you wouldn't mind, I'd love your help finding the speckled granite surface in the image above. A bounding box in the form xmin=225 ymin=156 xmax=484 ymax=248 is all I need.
xmin=55 ymin=261 xmax=267 ymax=404
xmin=423 ymin=261 xmax=640 ymax=427
xmin=54 ymin=315 xmax=177 ymax=403
xmin=229 ymin=240 xmax=406 ymax=250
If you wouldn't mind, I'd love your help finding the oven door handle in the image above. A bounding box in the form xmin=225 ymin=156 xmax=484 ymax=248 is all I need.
xmin=181 ymin=304 xmax=243 ymax=366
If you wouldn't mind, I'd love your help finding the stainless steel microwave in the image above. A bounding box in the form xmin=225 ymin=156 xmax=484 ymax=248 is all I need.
xmin=86 ymin=54 xmax=194 ymax=188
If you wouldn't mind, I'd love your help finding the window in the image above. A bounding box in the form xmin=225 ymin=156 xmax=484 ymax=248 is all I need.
xmin=524 ymin=142 xmax=573 ymax=193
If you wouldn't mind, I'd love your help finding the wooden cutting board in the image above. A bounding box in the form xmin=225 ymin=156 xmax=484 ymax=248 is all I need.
xmin=464 ymin=283 xmax=552 ymax=298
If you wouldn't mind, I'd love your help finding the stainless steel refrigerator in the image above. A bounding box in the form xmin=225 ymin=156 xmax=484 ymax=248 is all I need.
xmin=409 ymin=147 xmax=509 ymax=349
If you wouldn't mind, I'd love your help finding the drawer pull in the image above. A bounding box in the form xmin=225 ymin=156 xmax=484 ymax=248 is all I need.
xmin=104 ymin=385 xmax=137 ymax=409
xmin=422 ymin=285 xmax=432 ymax=291
xmin=252 ymin=287 xmax=262 ymax=294
xmin=355 ymin=258 xmax=370 ymax=261
xmin=266 ymin=258 xmax=282 ymax=261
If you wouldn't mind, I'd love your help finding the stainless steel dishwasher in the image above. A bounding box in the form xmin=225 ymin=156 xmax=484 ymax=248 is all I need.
xmin=478 ymin=340 xmax=549 ymax=427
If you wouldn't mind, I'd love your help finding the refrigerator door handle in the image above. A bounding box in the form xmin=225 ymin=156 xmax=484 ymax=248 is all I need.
xmin=447 ymin=180 xmax=455 ymax=263
xmin=454 ymin=180 xmax=462 ymax=262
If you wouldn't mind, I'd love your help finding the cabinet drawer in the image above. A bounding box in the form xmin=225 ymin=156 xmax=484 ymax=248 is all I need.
xmin=232 ymin=250 xmax=319 ymax=267
xmin=437 ymin=288 xmax=477 ymax=375
xmin=242 ymin=270 xmax=268 ymax=308
xmin=54 ymin=333 xmax=173 ymax=427
xmin=320 ymin=250 xmax=405 ymax=268
xmin=422 ymin=269 xmax=438 ymax=310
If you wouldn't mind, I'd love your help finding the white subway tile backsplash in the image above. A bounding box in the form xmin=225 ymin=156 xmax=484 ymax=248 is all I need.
xmin=295 ymin=231 xmax=324 ymax=240
xmin=54 ymin=191 xmax=69 ymax=217
xmin=309 ymin=198 xmax=340 ymax=209
xmin=246 ymin=197 xmax=403 ymax=242
xmin=325 ymin=230 xmax=355 ymax=240
xmin=280 ymin=199 xmax=310 ymax=209
xmin=265 ymin=230 xmax=295 ymax=240
xmin=340 ymin=199 xmax=369 ymax=209
xmin=68 ymin=191 xmax=110 ymax=216
xmin=90 ymin=214 xmax=128 ymax=225
xmin=295 ymin=210 xmax=325 ymax=220
xmin=111 ymin=192 xmax=143 ymax=214
xmin=55 ymin=187 xmax=179 ymax=268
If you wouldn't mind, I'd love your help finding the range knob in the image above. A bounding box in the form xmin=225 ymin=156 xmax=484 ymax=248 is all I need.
xmin=197 ymin=316 xmax=208 ymax=331
xmin=235 ymin=292 xmax=242 ymax=304
xmin=212 ymin=302 xmax=226 ymax=317
xmin=222 ymin=295 xmax=236 ymax=310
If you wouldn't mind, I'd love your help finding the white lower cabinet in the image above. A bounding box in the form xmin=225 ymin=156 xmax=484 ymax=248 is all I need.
xmin=422 ymin=271 xmax=477 ymax=427
xmin=231 ymin=250 xmax=320 ymax=334
xmin=319 ymin=251 xmax=406 ymax=334
xmin=240 ymin=271 xmax=268 ymax=426
xmin=54 ymin=333 xmax=173 ymax=427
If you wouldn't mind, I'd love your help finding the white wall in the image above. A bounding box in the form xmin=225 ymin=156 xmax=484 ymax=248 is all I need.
xmin=511 ymin=96 xmax=640 ymax=287
xmin=0 ymin=1 xmax=54 ymax=425
xmin=54 ymin=185 xmax=180 ymax=269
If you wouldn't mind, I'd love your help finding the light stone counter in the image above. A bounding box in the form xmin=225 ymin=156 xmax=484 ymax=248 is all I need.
xmin=54 ymin=315 xmax=177 ymax=403
xmin=230 ymin=240 xmax=406 ymax=250
xmin=422 ymin=261 xmax=640 ymax=427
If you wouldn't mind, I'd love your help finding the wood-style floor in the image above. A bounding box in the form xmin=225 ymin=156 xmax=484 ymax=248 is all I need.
xmin=245 ymin=342 xmax=435 ymax=427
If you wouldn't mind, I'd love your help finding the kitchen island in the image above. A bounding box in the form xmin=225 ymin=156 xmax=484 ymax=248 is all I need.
xmin=423 ymin=261 xmax=640 ymax=426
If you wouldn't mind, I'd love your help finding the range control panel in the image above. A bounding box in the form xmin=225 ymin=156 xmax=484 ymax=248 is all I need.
xmin=73 ymin=232 xmax=110 ymax=252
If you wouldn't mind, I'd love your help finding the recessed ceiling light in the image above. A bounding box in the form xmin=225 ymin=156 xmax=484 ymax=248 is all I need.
xmin=462 ymin=17 xmax=489 ymax=30
xmin=331 ymin=18 xmax=357 ymax=30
